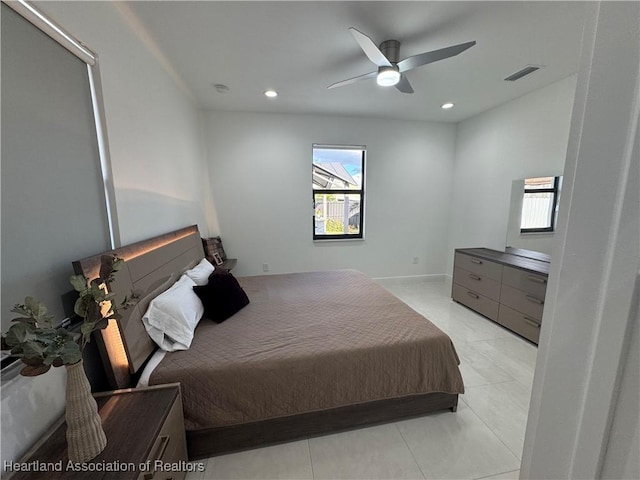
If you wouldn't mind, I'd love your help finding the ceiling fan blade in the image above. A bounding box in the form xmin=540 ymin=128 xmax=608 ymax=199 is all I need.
xmin=395 ymin=74 xmax=414 ymax=94
xmin=349 ymin=27 xmax=392 ymax=68
xmin=328 ymin=71 xmax=377 ymax=89
xmin=398 ymin=41 xmax=476 ymax=73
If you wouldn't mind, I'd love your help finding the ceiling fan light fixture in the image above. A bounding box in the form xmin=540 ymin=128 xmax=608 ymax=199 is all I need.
xmin=376 ymin=66 xmax=400 ymax=87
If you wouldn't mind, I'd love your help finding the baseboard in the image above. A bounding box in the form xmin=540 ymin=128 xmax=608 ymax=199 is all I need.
xmin=372 ymin=274 xmax=447 ymax=282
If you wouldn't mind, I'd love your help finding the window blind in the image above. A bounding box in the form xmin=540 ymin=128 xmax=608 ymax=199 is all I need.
xmin=1 ymin=4 xmax=110 ymax=329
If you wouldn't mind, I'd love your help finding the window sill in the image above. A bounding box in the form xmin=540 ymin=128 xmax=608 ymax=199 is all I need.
xmin=313 ymin=237 xmax=365 ymax=243
xmin=519 ymin=231 xmax=555 ymax=235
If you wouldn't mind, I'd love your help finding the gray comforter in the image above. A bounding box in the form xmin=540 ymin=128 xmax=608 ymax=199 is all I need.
xmin=149 ymin=270 xmax=464 ymax=431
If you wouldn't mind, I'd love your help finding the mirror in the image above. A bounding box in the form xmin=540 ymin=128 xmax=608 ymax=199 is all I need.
xmin=506 ymin=176 xmax=562 ymax=255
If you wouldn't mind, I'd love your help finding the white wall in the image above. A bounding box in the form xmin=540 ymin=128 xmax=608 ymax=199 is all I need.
xmin=2 ymin=1 xmax=214 ymax=465
xmin=447 ymin=76 xmax=576 ymax=272
xmin=601 ymin=301 xmax=640 ymax=479
xmin=205 ymin=111 xmax=456 ymax=278
xmin=35 ymin=1 xmax=218 ymax=244
xmin=521 ymin=2 xmax=639 ymax=477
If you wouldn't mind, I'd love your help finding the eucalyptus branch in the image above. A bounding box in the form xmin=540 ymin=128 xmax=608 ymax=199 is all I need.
xmin=1 ymin=255 xmax=135 ymax=376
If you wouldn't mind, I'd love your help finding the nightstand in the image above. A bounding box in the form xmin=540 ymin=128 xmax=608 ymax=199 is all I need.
xmin=219 ymin=258 xmax=237 ymax=271
xmin=4 ymin=384 xmax=189 ymax=480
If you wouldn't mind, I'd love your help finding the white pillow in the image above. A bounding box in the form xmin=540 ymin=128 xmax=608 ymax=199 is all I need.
xmin=142 ymin=275 xmax=204 ymax=351
xmin=184 ymin=258 xmax=215 ymax=286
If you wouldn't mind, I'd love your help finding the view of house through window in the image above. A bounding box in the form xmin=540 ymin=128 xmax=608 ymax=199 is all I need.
xmin=520 ymin=176 xmax=561 ymax=233
xmin=313 ymin=145 xmax=365 ymax=240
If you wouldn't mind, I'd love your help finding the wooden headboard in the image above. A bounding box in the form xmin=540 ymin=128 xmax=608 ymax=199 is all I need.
xmin=73 ymin=225 xmax=204 ymax=389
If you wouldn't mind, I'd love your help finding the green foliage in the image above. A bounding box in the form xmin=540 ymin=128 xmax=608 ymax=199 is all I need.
xmin=325 ymin=219 xmax=345 ymax=233
xmin=1 ymin=255 xmax=134 ymax=377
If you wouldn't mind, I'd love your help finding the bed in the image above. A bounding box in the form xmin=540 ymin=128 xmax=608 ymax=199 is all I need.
xmin=73 ymin=225 xmax=464 ymax=459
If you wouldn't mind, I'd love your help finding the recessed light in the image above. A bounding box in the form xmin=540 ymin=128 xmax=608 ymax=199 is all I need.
xmin=264 ymin=90 xmax=278 ymax=98
xmin=441 ymin=102 xmax=455 ymax=109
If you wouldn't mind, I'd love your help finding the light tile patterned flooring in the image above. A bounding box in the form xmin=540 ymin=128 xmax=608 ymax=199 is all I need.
xmin=186 ymin=278 xmax=537 ymax=479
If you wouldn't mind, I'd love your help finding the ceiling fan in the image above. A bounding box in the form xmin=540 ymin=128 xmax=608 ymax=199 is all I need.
xmin=328 ymin=28 xmax=476 ymax=94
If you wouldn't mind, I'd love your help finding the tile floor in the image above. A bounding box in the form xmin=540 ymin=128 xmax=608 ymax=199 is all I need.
xmin=186 ymin=277 xmax=537 ymax=480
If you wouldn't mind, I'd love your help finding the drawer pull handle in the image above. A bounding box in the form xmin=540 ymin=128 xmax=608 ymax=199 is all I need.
xmin=470 ymin=259 xmax=483 ymax=265
xmin=526 ymin=295 xmax=544 ymax=305
xmin=522 ymin=316 xmax=541 ymax=328
xmin=527 ymin=275 xmax=547 ymax=285
xmin=467 ymin=291 xmax=480 ymax=299
xmin=150 ymin=435 xmax=170 ymax=463
xmin=468 ymin=273 xmax=482 ymax=281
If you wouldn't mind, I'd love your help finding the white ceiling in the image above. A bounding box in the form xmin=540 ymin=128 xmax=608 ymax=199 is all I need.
xmin=125 ymin=1 xmax=587 ymax=123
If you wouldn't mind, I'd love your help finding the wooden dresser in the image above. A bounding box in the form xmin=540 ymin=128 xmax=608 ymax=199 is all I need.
xmin=4 ymin=384 xmax=189 ymax=480
xmin=452 ymin=247 xmax=550 ymax=344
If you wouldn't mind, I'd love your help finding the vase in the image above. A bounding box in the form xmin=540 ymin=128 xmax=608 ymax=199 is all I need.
xmin=65 ymin=360 xmax=107 ymax=462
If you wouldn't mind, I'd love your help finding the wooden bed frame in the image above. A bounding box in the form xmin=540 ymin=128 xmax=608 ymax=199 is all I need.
xmin=73 ymin=225 xmax=459 ymax=459
xmin=187 ymin=393 xmax=457 ymax=459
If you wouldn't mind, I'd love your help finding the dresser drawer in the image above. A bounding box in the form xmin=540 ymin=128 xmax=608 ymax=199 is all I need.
xmin=9 ymin=383 xmax=187 ymax=480
xmin=454 ymin=253 xmax=503 ymax=281
xmin=500 ymin=284 xmax=545 ymax=320
xmin=498 ymin=304 xmax=541 ymax=344
xmin=502 ymin=265 xmax=548 ymax=298
xmin=453 ymin=267 xmax=501 ymax=301
xmin=452 ymin=283 xmax=499 ymax=321
xmin=139 ymin=395 xmax=187 ymax=480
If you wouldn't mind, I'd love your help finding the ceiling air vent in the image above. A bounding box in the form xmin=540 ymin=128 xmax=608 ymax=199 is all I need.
xmin=504 ymin=65 xmax=542 ymax=82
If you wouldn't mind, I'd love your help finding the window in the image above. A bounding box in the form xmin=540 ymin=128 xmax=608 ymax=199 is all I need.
xmin=520 ymin=176 xmax=561 ymax=233
xmin=312 ymin=145 xmax=365 ymax=240
xmin=2 ymin=2 xmax=114 ymax=377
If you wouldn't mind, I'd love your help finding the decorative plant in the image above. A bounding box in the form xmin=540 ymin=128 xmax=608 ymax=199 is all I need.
xmin=1 ymin=255 xmax=134 ymax=376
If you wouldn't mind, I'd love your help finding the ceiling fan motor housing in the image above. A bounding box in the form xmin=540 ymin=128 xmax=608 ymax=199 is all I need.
xmin=379 ymin=39 xmax=401 ymax=63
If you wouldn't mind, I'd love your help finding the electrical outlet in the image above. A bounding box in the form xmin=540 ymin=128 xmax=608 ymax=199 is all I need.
xmin=263 ymin=263 xmax=269 ymax=272
xmin=413 ymin=257 xmax=419 ymax=264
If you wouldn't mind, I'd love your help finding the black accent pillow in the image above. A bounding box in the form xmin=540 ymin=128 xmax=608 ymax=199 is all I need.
xmin=193 ymin=271 xmax=249 ymax=323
